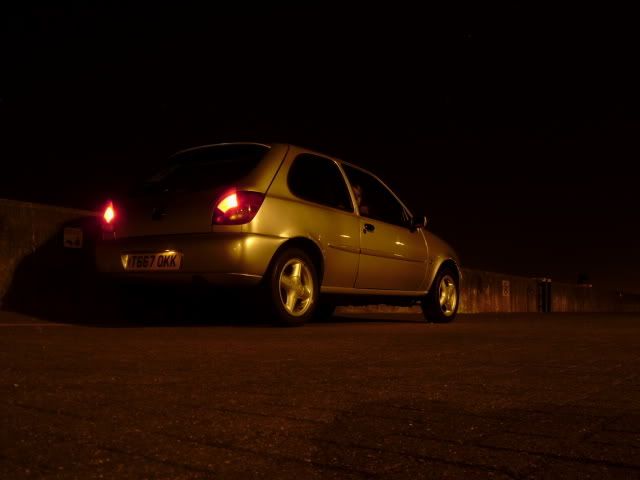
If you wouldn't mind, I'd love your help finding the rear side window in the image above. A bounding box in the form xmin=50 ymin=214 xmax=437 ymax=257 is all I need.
xmin=288 ymin=154 xmax=353 ymax=212
xmin=140 ymin=144 xmax=269 ymax=194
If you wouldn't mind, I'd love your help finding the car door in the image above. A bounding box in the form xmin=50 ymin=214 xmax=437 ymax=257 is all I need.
xmin=341 ymin=164 xmax=428 ymax=291
xmin=284 ymin=153 xmax=361 ymax=288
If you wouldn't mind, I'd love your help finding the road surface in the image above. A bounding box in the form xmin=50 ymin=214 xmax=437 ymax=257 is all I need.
xmin=1 ymin=310 xmax=639 ymax=479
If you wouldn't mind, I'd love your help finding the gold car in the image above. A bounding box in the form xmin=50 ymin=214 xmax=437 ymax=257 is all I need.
xmin=96 ymin=143 xmax=461 ymax=325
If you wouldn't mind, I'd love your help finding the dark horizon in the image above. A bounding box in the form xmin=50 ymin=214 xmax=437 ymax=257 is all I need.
xmin=1 ymin=5 xmax=639 ymax=292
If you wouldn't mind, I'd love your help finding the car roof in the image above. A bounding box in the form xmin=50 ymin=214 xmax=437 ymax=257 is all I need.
xmin=172 ymin=142 xmax=272 ymax=157
xmin=172 ymin=142 xmax=372 ymax=175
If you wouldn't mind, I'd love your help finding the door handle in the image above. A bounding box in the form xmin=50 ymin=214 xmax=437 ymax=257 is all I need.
xmin=363 ymin=223 xmax=375 ymax=234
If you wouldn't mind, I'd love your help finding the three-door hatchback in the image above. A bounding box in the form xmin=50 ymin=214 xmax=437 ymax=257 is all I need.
xmin=96 ymin=143 xmax=461 ymax=325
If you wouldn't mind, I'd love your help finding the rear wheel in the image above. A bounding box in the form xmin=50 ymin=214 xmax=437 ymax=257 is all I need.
xmin=421 ymin=267 xmax=459 ymax=323
xmin=264 ymin=248 xmax=318 ymax=326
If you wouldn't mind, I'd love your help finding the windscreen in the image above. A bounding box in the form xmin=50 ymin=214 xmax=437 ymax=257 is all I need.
xmin=139 ymin=144 xmax=269 ymax=194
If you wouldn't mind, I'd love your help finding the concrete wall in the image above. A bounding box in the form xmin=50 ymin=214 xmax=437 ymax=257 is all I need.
xmin=0 ymin=199 xmax=97 ymax=303
xmin=339 ymin=269 xmax=630 ymax=315
xmin=459 ymin=269 xmax=538 ymax=313
xmin=459 ymin=271 xmax=626 ymax=313
xmin=551 ymin=282 xmax=622 ymax=313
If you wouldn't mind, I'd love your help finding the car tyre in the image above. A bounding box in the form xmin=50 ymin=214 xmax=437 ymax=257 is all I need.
xmin=421 ymin=266 xmax=459 ymax=323
xmin=264 ymin=248 xmax=319 ymax=327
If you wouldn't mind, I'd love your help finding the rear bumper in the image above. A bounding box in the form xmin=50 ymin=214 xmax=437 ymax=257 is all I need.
xmin=95 ymin=232 xmax=285 ymax=286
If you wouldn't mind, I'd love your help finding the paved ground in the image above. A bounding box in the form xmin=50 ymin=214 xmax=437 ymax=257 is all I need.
xmin=1 ymin=310 xmax=639 ymax=479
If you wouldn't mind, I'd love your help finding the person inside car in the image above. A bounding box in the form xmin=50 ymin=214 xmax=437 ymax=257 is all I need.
xmin=352 ymin=183 xmax=369 ymax=216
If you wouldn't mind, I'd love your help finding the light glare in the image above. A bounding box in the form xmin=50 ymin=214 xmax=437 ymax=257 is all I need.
xmin=103 ymin=203 xmax=115 ymax=224
xmin=217 ymin=193 xmax=238 ymax=213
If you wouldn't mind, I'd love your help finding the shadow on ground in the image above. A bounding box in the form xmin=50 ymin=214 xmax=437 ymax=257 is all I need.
xmin=2 ymin=258 xmax=271 ymax=329
xmin=2 ymin=218 xmax=103 ymax=323
xmin=1 ymin=222 xmax=273 ymax=328
xmin=1 ymin=224 xmax=423 ymax=328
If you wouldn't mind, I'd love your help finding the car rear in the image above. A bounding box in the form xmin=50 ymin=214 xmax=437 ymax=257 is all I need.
xmin=95 ymin=143 xmax=289 ymax=286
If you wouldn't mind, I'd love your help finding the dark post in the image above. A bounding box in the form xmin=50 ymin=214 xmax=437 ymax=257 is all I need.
xmin=537 ymin=278 xmax=552 ymax=313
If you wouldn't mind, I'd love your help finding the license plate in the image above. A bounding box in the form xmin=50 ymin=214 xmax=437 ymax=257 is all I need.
xmin=121 ymin=252 xmax=183 ymax=271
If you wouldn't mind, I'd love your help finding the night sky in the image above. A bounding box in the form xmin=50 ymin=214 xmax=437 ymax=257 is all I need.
xmin=1 ymin=5 xmax=639 ymax=291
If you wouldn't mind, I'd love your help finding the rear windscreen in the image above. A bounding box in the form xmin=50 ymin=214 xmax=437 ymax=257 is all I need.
xmin=139 ymin=144 xmax=269 ymax=194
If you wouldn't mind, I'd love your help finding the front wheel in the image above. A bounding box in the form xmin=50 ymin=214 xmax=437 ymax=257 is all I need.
xmin=421 ymin=267 xmax=459 ymax=323
xmin=264 ymin=248 xmax=319 ymax=327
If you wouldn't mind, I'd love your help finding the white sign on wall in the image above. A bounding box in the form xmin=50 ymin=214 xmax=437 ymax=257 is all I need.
xmin=502 ymin=280 xmax=511 ymax=297
xmin=63 ymin=227 xmax=83 ymax=249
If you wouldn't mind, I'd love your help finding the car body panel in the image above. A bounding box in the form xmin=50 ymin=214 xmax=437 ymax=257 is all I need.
xmin=116 ymin=190 xmax=221 ymax=238
xmin=245 ymin=195 xmax=361 ymax=288
xmin=95 ymin=231 xmax=285 ymax=284
xmin=251 ymin=145 xmax=361 ymax=287
xmin=355 ymin=219 xmax=428 ymax=290
xmin=421 ymin=231 xmax=461 ymax=292
xmin=223 ymin=143 xmax=289 ymax=195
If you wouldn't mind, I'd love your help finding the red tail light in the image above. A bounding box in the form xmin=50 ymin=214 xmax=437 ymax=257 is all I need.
xmin=213 ymin=191 xmax=265 ymax=225
xmin=102 ymin=201 xmax=116 ymax=232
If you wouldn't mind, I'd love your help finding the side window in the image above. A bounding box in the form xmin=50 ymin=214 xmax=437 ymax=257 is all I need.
xmin=342 ymin=164 xmax=410 ymax=227
xmin=288 ymin=154 xmax=353 ymax=212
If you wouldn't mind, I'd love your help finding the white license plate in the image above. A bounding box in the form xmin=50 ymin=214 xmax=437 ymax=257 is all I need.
xmin=121 ymin=252 xmax=183 ymax=271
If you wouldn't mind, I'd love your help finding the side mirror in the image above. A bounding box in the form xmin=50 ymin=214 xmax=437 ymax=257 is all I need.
xmin=411 ymin=214 xmax=428 ymax=231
